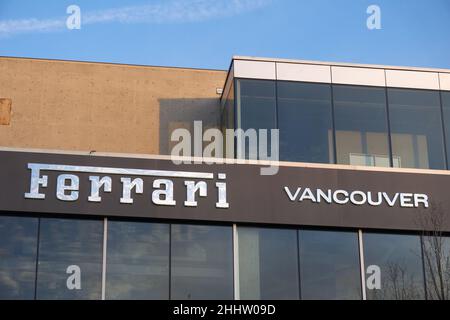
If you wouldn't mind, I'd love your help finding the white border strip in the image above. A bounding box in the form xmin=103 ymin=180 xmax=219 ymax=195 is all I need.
xmin=28 ymin=163 xmax=214 ymax=179
xmin=233 ymin=224 xmax=240 ymax=300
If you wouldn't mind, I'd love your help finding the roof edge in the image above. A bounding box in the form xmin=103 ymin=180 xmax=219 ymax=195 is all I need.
xmin=232 ymin=55 xmax=450 ymax=74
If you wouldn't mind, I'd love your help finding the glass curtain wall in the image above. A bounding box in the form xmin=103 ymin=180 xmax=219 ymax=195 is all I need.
xmin=0 ymin=216 xmax=38 ymax=300
xmin=232 ymin=79 xmax=450 ymax=170
xmin=3 ymin=214 xmax=450 ymax=300
xmin=106 ymin=221 xmax=170 ymax=300
xmin=36 ymin=218 xmax=104 ymax=300
xmin=333 ymin=85 xmax=390 ymax=167
xmin=277 ymin=81 xmax=334 ymax=163
xmin=235 ymin=79 xmax=277 ymax=160
xmin=170 ymin=224 xmax=233 ymax=300
xmin=387 ymin=88 xmax=445 ymax=169
xmin=363 ymin=232 xmax=425 ymax=300
xmin=238 ymin=227 xmax=300 ymax=299
xmin=298 ymin=229 xmax=362 ymax=299
xmin=441 ymin=91 xmax=450 ymax=169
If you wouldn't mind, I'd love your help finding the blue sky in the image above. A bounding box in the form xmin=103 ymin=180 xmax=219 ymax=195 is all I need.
xmin=0 ymin=0 xmax=449 ymax=70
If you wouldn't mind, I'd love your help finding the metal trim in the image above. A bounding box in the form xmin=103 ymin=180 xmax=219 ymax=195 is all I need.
xmin=358 ymin=230 xmax=367 ymax=300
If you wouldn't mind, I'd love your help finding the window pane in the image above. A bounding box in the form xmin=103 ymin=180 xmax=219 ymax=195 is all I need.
xmin=299 ymin=229 xmax=361 ymax=300
xmin=334 ymin=85 xmax=390 ymax=167
xmin=238 ymin=227 xmax=299 ymax=300
xmin=106 ymin=221 xmax=169 ymax=300
xmin=222 ymin=81 xmax=235 ymax=158
xmin=0 ymin=216 xmax=38 ymax=300
xmin=170 ymin=224 xmax=233 ymax=299
xmin=363 ymin=233 xmax=425 ymax=300
xmin=441 ymin=91 xmax=450 ymax=168
xmin=422 ymin=234 xmax=450 ymax=300
xmin=388 ymin=88 xmax=445 ymax=169
xmin=236 ymin=79 xmax=277 ymax=160
xmin=277 ymin=81 xmax=334 ymax=163
xmin=36 ymin=218 xmax=103 ymax=300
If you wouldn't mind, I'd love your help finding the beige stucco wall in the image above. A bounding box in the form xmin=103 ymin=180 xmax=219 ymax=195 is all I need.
xmin=0 ymin=57 xmax=226 ymax=155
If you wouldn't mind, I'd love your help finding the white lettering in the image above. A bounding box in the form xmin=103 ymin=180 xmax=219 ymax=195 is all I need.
xmin=400 ymin=193 xmax=414 ymax=208
xmin=382 ymin=192 xmax=399 ymax=207
xmin=350 ymin=191 xmax=367 ymax=205
xmin=56 ymin=174 xmax=79 ymax=201
xmin=333 ymin=190 xmax=349 ymax=205
xmin=152 ymin=179 xmax=176 ymax=206
xmin=299 ymin=188 xmax=317 ymax=202
xmin=414 ymin=194 xmax=429 ymax=208
xmin=284 ymin=187 xmax=301 ymax=201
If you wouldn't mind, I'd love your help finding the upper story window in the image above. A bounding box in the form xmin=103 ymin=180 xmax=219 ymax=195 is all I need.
xmin=235 ymin=79 xmax=277 ymax=160
xmin=221 ymin=58 xmax=450 ymax=170
xmin=387 ymin=88 xmax=445 ymax=169
xmin=277 ymin=81 xmax=334 ymax=164
xmin=333 ymin=85 xmax=390 ymax=167
xmin=439 ymin=91 xmax=450 ymax=169
xmin=226 ymin=77 xmax=449 ymax=170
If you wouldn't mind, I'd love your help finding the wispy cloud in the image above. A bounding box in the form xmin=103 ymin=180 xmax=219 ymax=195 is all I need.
xmin=0 ymin=0 xmax=272 ymax=37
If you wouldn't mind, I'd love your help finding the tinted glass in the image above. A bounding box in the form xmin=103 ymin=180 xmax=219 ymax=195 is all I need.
xmin=422 ymin=234 xmax=450 ymax=300
xmin=277 ymin=81 xmax=334 ymax=163
xmin=299 ymin=229 xmax=361 ymax=300
xmin=170 ymin=224 xmax=233 ymax=300
xmin=36 ymin=218 xmax=103 ymax=300
xmin=222 ymin=81 xmax=235 ymax=158
xmin=238 ymin=227 xmax=299 ymax=299
xmin=236 ymin=79 xmax=277 ymax=159
xmin=106 ymin=221 xmax=170 ymax=300
xmin=388 ymin=88 xmax=445 ymax=169
xmin=334 ymin=85 xmax=390 ymax=167
xmin=441 ymin=91 xmax=450 ymax=168
xmin=363 ymin=233 xmax=425 ymax=300
xmin=0 ymin=216 xmax=38 ymax=300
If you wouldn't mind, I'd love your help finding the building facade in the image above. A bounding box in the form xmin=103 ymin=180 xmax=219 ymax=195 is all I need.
xmin=1 ymin=56 xmax=450 ymax=300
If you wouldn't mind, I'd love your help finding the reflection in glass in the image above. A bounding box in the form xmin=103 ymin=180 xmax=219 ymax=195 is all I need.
xmin=388 ymin=88 xmax=445 ymax=169
xmin=221 ymin=81 xmax=235 ymax=158
xmin=422 ymin=234 xmax=450 ymax=300
xmin=106 ymin=221 xmax=169 ymax=300
xmin=441 ymin=91 xmax=450 ymax=169
xmin=363 ymin=233 xmax=425 ymax=300
xmin=277 ymin=81 xmax=334 ymax=163
xmin=299 ymin=229 xmax=361 ymax=300
xmin=36 ymin=218 xmax=103 ymax=300
xmin=0 ymin=216 xmax=38 ymax=300
xmin=236 ymin=79 xmax=277 ymax=160
xmin=238 ymin=227 xmax=299 ymax=300
xmin=170 ymin=224 xmax=233 ymax=300
xmin=333 ymin=85 xmax=390 ymax=167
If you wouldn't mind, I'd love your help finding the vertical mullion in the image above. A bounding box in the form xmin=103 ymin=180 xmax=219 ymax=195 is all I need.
xmin=329 ymin=74 xmax=338 ymax=164
xmin=297 ymin=230 xmax=302 ymax=300
xmin=233 ymin=224 xmax=240 ymax=300
xmin=420 ymin=235 xmax=428 ymax=300
xmin=168 ymin=224 xmax=172 ymax=300
xmin=101 ymin=217 xmax=108 ymax=300
xmin=234 ymin=78 xmax=239 ymax=159
xmin=384 ymin=71 xmax=394 ymax=168
xmin=358 ymin=230 xmax=367 ymax=300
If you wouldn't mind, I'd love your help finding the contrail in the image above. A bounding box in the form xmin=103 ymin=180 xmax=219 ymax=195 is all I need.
xmin=0 ymin=0 xmax=272 ymax=37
